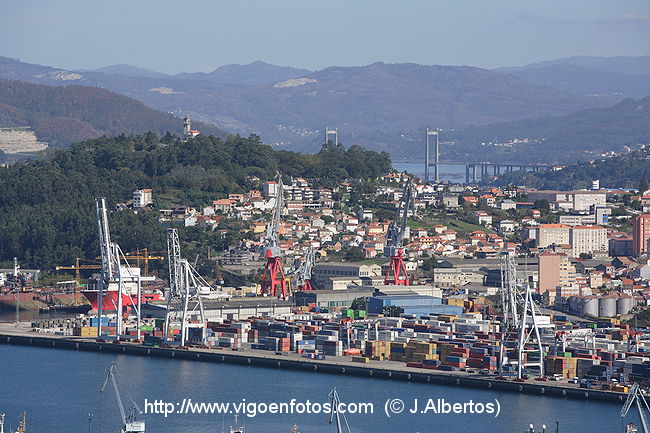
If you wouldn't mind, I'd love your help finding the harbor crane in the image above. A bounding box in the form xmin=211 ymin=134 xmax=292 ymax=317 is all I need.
xmin=95 ymin=198 xmax=144 ymax=341
xmin=498 ymin=251 xmax=551 ymax=379
xmin=163 ymin=228 xmax=213 ymax=346
xmin=622 ymin=383 xmax=650 ymax=433
xmin=100 ymin=362 xmax=145 ymax=433
xmin=56 ymin=251 xmax=163 ymax=283
xmin=384 ymin=179 xmax=414 ymax=285
xmin=328 ymin=388 xmax=352 ymax=433
xmin=295 ymin=247 xmax=315 ymax=291
xmin=260 ymin=174 xmax=288 ymax=299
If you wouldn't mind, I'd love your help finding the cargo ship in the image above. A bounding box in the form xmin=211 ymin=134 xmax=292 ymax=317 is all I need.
xmin=0 ymin=291 xmax=90 ymax=312
xmin=81 ymin=266 xmax=163 ymax=312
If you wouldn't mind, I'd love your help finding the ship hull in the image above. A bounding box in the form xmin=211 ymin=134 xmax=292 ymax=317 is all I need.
xmin=82 ymin=290 xmax=162 ymax=312
xmin=0 ymin=292 xmax=48 ymax=311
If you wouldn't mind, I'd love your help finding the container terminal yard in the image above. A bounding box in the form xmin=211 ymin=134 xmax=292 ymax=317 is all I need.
xmin=4 ymin=174 xmax=650 ymax=431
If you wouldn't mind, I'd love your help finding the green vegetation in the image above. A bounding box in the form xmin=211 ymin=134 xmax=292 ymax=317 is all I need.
xmin=382 ymin=305 xmax=404 ymax=317
xmin=0 ymin=133 xmax=391 ymax=272
xmin=351 ymin=297 xmax=368 ymax=311
xmin=493 ymin=147 xmax=650 ymax=189
xmin=447 ymin=95 xmax=650 ymax=164
xmin=627 ymin=309 xmax=650 ymax=327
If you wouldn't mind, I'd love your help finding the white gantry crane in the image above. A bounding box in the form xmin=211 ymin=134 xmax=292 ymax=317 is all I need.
xmin=328 ymin=388 xmax=352 ymax=433
xmin=622 ymin=383 xmax=650 ymax=433
xmin=100 ymin=362 xmax=145 ymax=433
xmin=95 ymin=198 xmax=144 ymax=341
xmin=498 ymin=251 xmax=552 ymax=378
xmin=384 ymin=179 xmax=414 ymax=286
xmin=295 ymin=247 xmax=315 ymax=291
xmin=163 ymin=228 xmax=211 ymax=346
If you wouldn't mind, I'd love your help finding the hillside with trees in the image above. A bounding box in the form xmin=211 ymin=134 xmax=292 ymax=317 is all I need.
xmin=493 ymin=147 xmax=650 ymax=190
xmin=444 ymin=95 xmax=650 ymax=164
xmin=0 ymin=57 xmax=607 ymax=156
xmin=0 ymin=133 xmax=391 ymax=272
xmin=0 ymin=79 xmax=224 ymax=148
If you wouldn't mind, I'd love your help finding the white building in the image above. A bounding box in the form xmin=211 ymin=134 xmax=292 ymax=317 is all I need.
xmin=569 ymin=225 xmax=608 ymax=257
xmin=263 ymin=181 xmax=279 ymax=198
xmin=133 ymin=189 xmax=153 ymax=208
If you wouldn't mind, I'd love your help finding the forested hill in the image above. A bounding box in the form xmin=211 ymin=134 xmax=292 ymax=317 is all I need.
xmin=0 ymin=79 xmax=224 ymax=147
xmin=0 ymin=133 xmax=391 ymax=271
xmin=493 ymin=147 xmax=650 ymax=190
xmin=445 ymin=95 xmax=650 ymax=164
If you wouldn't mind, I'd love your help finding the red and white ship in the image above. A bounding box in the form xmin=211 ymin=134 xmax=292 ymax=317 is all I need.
xmin=82 ymin=266 xmax=163 ymax=312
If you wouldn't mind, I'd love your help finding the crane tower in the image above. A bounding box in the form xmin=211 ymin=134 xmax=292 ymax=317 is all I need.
xmin=384 ymin=179 xmax=414 ymax=285
xmin=260 ymin=174 xmax=289 ymax=299
xmin=95 ymin=198 xmax=143 ymax=341
xmin=295 ymin=247 xmax=316 ymax=291
xmin=163 ymin=228 xmax=211 ymax=346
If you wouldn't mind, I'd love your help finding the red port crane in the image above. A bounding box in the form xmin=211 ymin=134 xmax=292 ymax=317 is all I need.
xmin=384 ymin=179 xmax=414 ymax=285
xmin=260 ymin=174 xmax=288 ymax=299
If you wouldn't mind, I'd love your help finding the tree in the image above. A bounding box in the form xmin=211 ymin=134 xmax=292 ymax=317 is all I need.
xmin=382 ymin=305 xmax=404 ymax=317
xmin=533 ymin=199 xmax=550 ymax=214
xmin=344 ymin=247 xmax=365 ymax=262
xmin=640 ymin=178 xmax=649 ymax=195
xmin=421 ymin=257 xmax=439 ymax=272
xmin=351 ymin=297 xmax=368 ymax=311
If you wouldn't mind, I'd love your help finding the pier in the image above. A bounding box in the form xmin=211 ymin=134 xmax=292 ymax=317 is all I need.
xmin=0 ymin=328 xmax=625 ymax=404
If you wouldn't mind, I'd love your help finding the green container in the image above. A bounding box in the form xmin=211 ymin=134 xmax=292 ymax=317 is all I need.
xmin=141 ymin=325 xmax=154 ymax=332
xmin=354 ymin=310 xmax=367 ymax=318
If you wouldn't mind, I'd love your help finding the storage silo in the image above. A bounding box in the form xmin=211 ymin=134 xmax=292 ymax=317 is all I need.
xmin=568 ymin=296 xmax=580 ymax=315
xmin=582 ymin=297 xmax=599 ymax=317
xmin=599 ymin=297 xmax=617 ymax=318
xmin=617 ymin=296 xmax=634 ymax=315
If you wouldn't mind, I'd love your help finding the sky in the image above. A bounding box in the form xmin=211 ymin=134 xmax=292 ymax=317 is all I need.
xmin=1 ymin=0 xmax=649 ymax=74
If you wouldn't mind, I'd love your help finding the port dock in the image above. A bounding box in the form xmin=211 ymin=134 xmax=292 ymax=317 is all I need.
xmin=0 ymin=326 xmax=626 ymax=404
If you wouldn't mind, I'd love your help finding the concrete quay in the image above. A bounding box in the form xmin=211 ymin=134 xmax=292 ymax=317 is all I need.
xmin=0 ymin=326 xmax=625 ymax=404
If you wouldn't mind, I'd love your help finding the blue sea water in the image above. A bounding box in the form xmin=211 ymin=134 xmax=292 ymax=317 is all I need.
xmin=0 ymin=345 xmax=634 ymax=433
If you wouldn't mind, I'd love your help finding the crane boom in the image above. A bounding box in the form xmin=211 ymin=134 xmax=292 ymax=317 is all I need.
xmin=384 ymin=179 xmax=414 ymax=285
xmin=296 ymin=247 xmax=315 ymax=290
xmin=260 ymin=173 xmax=288 ymax=299
xmin=384 ymin=179 xmax=414 ymax=255
xmin=101 ymin=363 xmax=127 ymax=425
xmin=265 ymin=175 xmax=284 ymax=255
xmin=622 ymin=384 xmax=650 ymax=433
xmin=328 ymin=388 xmax=352 ymax=433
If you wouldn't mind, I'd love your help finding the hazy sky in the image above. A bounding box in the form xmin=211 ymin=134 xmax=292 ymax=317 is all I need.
xmin=1 ymin=0 xmax=649 ymax=74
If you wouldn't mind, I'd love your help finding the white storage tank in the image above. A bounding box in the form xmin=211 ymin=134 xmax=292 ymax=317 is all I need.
xmin=582 ymin=297 xmax=599 ymax=317
xmin=617 ymin=296 xmax=634 ymax=315
xmin=598 ymin=297 xmax=617 ymax=318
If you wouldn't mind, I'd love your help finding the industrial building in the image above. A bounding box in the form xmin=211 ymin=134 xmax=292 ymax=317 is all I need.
xmin=367 ymin=294 xmax=463 ymax=317
xmin=294 ymin=288 xmax=373 ymax=309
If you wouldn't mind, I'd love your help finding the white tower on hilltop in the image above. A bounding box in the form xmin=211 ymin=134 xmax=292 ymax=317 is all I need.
xmin=183 ymin=114 xmax=192 ymax=140
xmin=183 ymin=114 xmax=200 ymax=141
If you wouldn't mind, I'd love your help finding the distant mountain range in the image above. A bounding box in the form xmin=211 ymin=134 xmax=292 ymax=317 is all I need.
xmin=175 ymin=61 xmax=312 ymax=86
xmin=0 ymin=56 xmax=608 ymax=154
xmin=498 ymin=55 xmax=650 ymax=76
xmin=443 ymin=95 xmax=650 ymax=164
xmin=495 ymin=55 xmax=650 ymax=100
xmin=0 ymin=54 xmax=648 ymax=163
xmin=0 ymin=79 xmax=224 ymax=148
xmin=77 ymin=64 xmax=170 ymax=79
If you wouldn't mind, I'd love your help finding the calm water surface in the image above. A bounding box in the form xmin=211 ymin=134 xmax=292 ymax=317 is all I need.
xmin=392 ymin=163 xmax=467 ymax=183
xmin=0 ymin=345 xmax=635 ymax=433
